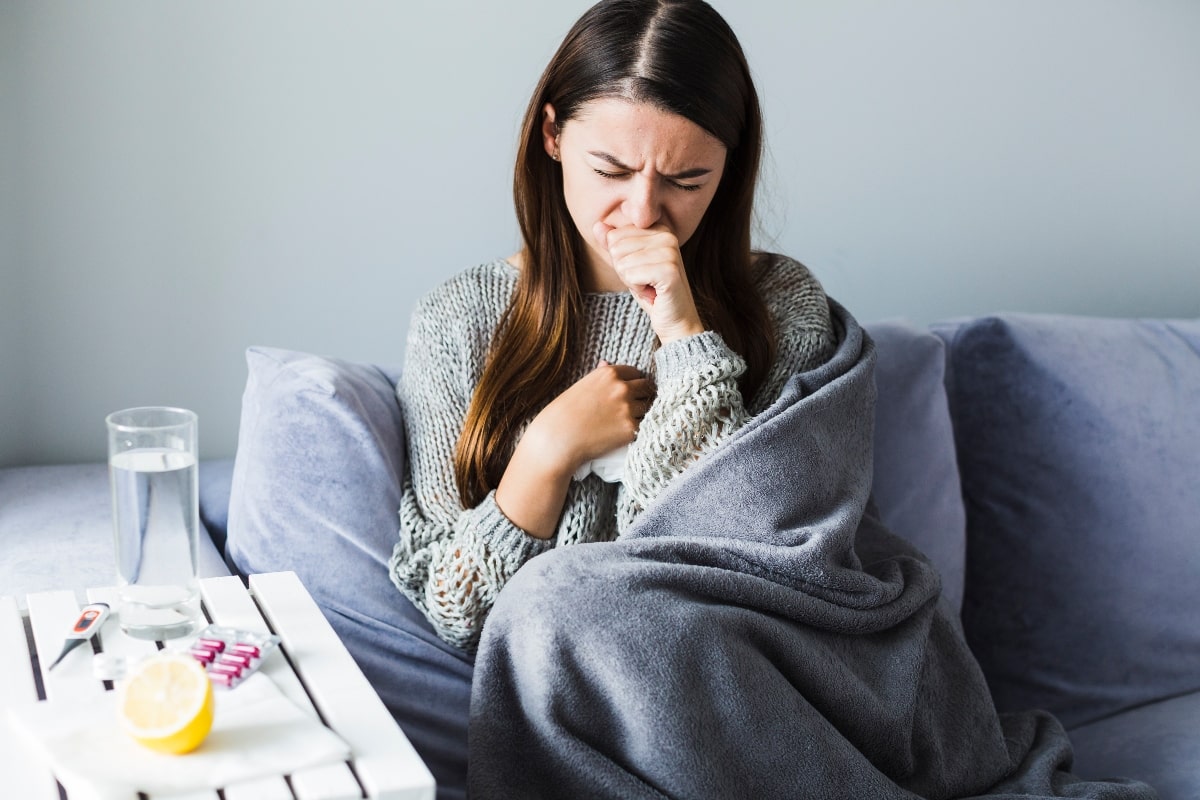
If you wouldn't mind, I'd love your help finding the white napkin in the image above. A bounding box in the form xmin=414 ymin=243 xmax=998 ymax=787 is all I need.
xmin=7 ymin=672 xmax=351 ymax=800
xmin=572 ymin=444 xmax=628 ymax=483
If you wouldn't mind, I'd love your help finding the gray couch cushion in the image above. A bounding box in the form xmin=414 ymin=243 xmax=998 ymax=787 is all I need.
xmin=942 ymin=313 xmax=1200 ymax=728
xmin=866 ymin=319 xmax=966 ymax=612
xmin=1068 ymin=690 xmax=1200 ymax=800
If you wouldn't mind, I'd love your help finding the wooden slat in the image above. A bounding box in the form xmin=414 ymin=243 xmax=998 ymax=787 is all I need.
xmin=251 ymin=572 xmax=436 ymax=800
xmin=0 ymin=596 xmax=41 ymax=705
xmin=197 ymin=576 xmax=317 ymax=716
xmin=0 ymin=595 xmax=60 ymax=800
xmin=200 ymin=575 xmax=361 ymax=800
xmin=150 ymin=791 xmax=227 ymax=800
xmin=219 ymin=774 xmax=297 ymax=800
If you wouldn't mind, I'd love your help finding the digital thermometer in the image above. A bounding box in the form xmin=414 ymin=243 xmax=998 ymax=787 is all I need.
xmin=46 ymin=602 xmax=110 ymax=671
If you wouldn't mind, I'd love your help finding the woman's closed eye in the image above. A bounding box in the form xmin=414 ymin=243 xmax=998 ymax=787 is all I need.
xmin=592 ymin=168 xmax=703 ymax=192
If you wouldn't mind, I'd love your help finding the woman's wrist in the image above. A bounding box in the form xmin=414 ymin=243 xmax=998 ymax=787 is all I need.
xmin=655 ymin=317 xmax=706 ymax=346
xmin=495 ymin=430 xmax=576 ymax=540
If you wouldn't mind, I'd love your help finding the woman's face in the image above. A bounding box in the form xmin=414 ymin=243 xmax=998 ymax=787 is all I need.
xmin=543 ymin=98 xmax=727 ymax=290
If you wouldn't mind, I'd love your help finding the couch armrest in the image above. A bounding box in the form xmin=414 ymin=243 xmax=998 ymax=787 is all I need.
xmin=0 ymin=462 xmax=231 ymax=608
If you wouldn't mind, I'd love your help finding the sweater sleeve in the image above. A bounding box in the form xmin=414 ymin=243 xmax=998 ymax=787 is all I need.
xmin=388 ymin=293 xmax=552 ymax=652
xmin=620 ymin=331 xmax=749 ymax=515
xmin=620 ymin=255 xmax=837 ymax=523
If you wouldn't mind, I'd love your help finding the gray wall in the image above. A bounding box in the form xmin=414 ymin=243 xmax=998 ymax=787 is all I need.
xmin=3 ymin=1 xmax=1198 ymax=468
xmin=1 ymin=1 xmax=25 ymax=465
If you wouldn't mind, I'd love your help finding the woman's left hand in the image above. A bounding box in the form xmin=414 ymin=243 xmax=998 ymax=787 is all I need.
xmin=599 ymin=222 xmax=705 ymax=345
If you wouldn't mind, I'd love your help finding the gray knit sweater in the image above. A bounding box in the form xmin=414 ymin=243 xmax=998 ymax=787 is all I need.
xmin=388 ymin=254 xmax=836 ymax=650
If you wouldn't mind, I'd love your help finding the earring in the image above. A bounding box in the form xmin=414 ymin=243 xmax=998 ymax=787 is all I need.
xmin=551 ymin=151 xmax=561 ymax=162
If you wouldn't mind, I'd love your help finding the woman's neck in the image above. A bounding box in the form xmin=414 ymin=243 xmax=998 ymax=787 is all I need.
xmin=506 ymin=250 xmax=630 ymax=295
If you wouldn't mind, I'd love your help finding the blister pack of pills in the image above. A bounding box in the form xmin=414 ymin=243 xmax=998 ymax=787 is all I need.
xmin=187 ymin=624 xmax=281 ymax=688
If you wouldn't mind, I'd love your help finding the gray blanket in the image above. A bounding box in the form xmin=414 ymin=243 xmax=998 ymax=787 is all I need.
xmin=468 ymin=303 xmax=1156 ymax=800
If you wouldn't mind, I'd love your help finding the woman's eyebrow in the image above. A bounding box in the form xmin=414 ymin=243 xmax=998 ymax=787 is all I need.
xmin=587 ymin=150 xmax=712 ymax=180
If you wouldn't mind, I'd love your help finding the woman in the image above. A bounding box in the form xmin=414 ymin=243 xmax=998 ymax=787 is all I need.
xmin=388 ymin=0 xmax=833 ymax=652
xmin=390 ymin=2 xmax=1156 ymax=799
xmin=386 ymin=1 xmax=834 ymax=795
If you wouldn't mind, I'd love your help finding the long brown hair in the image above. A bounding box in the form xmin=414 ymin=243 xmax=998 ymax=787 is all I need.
xmin=455 ymin=0 xmax=776 ymax=506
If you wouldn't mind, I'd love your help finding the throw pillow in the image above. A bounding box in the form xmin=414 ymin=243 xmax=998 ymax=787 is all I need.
xmin=943 ymin=313 xmax=1200 ymax=728
xmin=224 ymin=347 xmax=475 ymax=793
xmin=226 ymin=346 xmax=406 ymax=605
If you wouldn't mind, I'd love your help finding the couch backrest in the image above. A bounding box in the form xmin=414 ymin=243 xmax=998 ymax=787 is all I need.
xmin=865 ymin=320 xmax=967 ymax=613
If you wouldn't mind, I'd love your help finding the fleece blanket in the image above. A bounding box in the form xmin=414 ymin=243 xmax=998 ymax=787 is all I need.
xmin=467 ymin=302 xmax=1156 ymax=800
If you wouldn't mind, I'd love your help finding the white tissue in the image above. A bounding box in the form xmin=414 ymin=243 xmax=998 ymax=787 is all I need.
xmin=572 ymin=444 xmax=628 ymax=483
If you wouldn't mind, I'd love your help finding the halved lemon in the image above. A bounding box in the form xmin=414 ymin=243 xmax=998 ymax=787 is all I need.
xmin=117 ymin=652 xmax=214 ymax=754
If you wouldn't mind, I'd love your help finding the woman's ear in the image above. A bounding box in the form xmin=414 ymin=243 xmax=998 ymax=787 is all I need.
xmin=541 ymin=103 xmax=560 ymax=161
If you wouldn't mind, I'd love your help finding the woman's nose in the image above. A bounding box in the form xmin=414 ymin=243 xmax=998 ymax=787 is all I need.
xmin=622 ymin=178 xmax=661 ymax=229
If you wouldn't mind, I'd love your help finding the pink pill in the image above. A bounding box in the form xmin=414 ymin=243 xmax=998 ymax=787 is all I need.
xmin=190 ymin=648 xmax=216 ymax=664
xmin=197 ymin=637 xmax=227 ymax=652
xmin=231 ymin=643 xmax=261 ymax=657
xmin=209 ymin=662 xmax=242 ymax=677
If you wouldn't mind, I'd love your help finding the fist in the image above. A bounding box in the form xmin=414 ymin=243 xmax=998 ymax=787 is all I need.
xmin=596 ymin=222 xmax=705 ymax=344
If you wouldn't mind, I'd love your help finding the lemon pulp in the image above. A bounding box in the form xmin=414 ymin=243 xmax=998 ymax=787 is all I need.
xmin=118 ymin=652 xmax=214 ymax=754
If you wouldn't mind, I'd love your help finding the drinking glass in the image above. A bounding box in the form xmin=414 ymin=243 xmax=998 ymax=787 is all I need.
xmin=106 ymin=406 xmax=201 ymax=640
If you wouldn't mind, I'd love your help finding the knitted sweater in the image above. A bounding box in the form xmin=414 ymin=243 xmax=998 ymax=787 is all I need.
xmin=388 ymin=254 xmax=836 ymax=650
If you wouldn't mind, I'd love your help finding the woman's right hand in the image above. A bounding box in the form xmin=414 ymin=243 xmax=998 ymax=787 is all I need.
xmin=495 ymin=361 xmax=655 ymax=539
xmin=529 ymin=360 xmax=655 ymax=472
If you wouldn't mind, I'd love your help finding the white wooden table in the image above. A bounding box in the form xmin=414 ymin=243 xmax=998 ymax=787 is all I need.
xmin=1 ymin=571 xmax=436 ymax=800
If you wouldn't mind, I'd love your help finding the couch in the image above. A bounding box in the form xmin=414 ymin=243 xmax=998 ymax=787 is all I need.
xmin=2 ymin=311 xmax=1196 ymax=798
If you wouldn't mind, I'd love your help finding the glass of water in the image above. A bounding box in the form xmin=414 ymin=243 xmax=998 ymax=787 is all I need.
xmin=106 ymin=406 xmax=201 ymax=640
